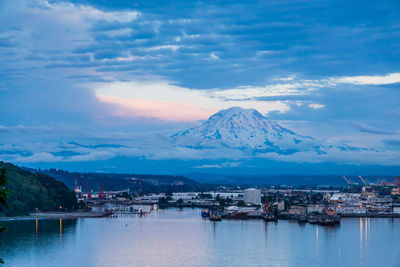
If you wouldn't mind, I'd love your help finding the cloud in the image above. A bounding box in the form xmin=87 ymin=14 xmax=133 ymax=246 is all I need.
xmin=36 ymin=0 xmax=140 ymax=23
xmin=257 ymin=148 xmax=400 ymax=166
xmin=383 ymin=139 xmax=400 ymax=147
xmin=65 ymin=151 xmax=115 ymax=162
xmin=308 ymin=103 xmax=325 ymax=109
xmin=213 ymin=83 xmax=313 ymax=100
xmin=101 ymin=28 xmax=134 ymax=37
xmin=1 ymin=0 xmax=400 ymax=171
xmin=334 ymin=73 xmax=400 ymax=85
xmin=13 ymin=152 xmax=62 ymax=163
xmin=210 ymin=52 xmax=219 ymax=59
xmin=144 ymin=45 xmax=182 ymax=52
xmin=351 ymin=122 xmax=394 ymax=135
xmin=97 ymin=95 xmax=212 ymax=122
xmin=90 ymin=70 xmax=400 ymax=122
xmin=94 ymin=80 xmax=292 ymax=121
xmin=194 ymin=162 xmax=241 ymax=168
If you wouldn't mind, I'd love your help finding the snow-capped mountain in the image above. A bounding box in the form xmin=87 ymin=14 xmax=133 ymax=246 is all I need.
xmin=171 ymin=107 xmax=324 ymax=154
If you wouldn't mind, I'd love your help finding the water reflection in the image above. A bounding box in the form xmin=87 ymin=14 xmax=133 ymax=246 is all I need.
xmin=0 ymin=218 xmax=76 ymax=255
xmin=316 ymin=226 xmax=319 ymax=253
xmin=1 ymin=211 xmax=400 ymax=266
xmin=263 ymin=221 xmax=268 ymax=241
xmin=35 ymin=219 xmax=38 ymax=240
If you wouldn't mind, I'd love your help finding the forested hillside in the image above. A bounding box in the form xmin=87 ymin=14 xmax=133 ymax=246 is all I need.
xmin=0 ymin=162 xmax=77 ymax=216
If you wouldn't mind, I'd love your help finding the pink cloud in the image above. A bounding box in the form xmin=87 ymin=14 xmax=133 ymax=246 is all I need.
xmin=97 ymin=95 xmax=214 ymax=122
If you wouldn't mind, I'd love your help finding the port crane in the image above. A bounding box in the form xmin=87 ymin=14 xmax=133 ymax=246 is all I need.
xmin=263 ymin=192 xmax=269 ymax=213
xmin=86 ymin=179 xmax=92 ymax=199
xmin=342 ymin=175 xmax=351 ymax=185
xmin=98 ymin=180 xmax=104 ymax=200
xmin=358 ymin=175 xmax=367 ymax=186
xmin=341 ymin=175 xmax=359 ymax=192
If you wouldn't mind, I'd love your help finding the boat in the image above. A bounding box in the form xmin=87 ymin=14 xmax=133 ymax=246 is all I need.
xmin=262 ymin=192 xmax=278 ymax=222
xmin=319 ymin=207 xmax=341 ymax=226
xmin=209 ymin=212 xmax=222 ymax=221
xmin=309 ymin=213 xmax=321 ymax=224
xmin=209 ymin=191 xmax=221 ymax=221
xmin=296 ymin=214 xmax=308 ymax=223
xmin=201 ymin=209 xmax=210 ymax=218
xmin=309 ymin=208 xmax=341 ymax=226
xmin=262 ymin=213 xmax=278 ymax=222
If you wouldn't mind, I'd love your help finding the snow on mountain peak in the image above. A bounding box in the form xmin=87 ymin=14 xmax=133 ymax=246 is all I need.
xmin=171 ymin=107 xmax=322 ymax=154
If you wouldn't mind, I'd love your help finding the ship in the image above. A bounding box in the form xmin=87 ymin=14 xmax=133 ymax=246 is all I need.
xmin=262 ymin=213 xmax=278 ymax=222
xmin=309 ymin=208 xmax=340 ymax=226
xmin=209 ymin=211 xmax=222 ymax=221
xmin=308 ymin=213 xmax=321 ymax=224
xmin=262 ymin=192 xmax=278 ymax=222
xmin=201 ymin=209 xmax=210 ymax=218
xmin=296 ymin=213 xmax=309 ymax=223
xmin=319 ymin=207 xmax=341 ymax=226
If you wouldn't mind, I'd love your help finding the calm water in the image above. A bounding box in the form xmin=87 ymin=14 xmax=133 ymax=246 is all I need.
xmin=0 ymin=209 xmax=399 ymax=267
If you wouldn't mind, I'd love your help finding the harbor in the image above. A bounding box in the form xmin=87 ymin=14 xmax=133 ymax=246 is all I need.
xmin=64 ymin=175 xmax=400 ymax=224
xmin=1 ymin=208 xmax=400 ymax=266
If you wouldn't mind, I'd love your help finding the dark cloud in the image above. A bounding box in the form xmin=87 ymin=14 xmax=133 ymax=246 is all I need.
xmin=352 ymin=123 xmax=395 ymax=135
xmin=383 ymin=139 xmax=400 ymax=147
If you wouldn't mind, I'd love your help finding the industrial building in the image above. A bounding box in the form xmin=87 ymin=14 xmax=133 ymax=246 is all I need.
xmin=244 ymin=188 xmax=261 ymax=205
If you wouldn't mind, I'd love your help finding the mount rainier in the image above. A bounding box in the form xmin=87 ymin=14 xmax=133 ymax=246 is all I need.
xmin=171 ymin=107 xmax=327 ymax=155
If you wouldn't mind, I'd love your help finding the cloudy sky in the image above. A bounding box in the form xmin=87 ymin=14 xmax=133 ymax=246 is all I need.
xmin=1 ymin=0 xmax=399 ymax=174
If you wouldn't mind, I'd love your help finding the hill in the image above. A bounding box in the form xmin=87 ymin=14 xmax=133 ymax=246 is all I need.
xmin=0 ymin=162 xmax=77 ymax=216
xmin=28 ymin=168 xmax=204 ymax=194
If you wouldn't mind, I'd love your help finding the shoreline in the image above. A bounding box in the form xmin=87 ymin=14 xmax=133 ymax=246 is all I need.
xmin=2 ymin=208 xmax=400 ymax=221
xmin=0 ymin=211 xmax=108 ymax=221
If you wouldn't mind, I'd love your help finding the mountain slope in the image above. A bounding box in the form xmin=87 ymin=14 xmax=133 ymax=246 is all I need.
xmin=0 ymin=162 xmax=77 ymax=216
xmin=171 ymin=107 xmax=323 ymax=154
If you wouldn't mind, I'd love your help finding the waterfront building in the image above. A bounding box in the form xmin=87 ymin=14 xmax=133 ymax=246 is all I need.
xmin=307 ymin=204 xmax=323 ymax=214
xmin=288 ymin=205 xmax=306 ymax=215
xmin=393 ymin=205 xmax=400 ymax=214
xmin=331 ymin=193 xmax=362 ymax=205
xmin=336 ymin=205 xmax=367 ymax=215
xmin=244 ymin=188 xmax=261 ymax=204
xmin=277 ymin=201 xmax=285 ymax=211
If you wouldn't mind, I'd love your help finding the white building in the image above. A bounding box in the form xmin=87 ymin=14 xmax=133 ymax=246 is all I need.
xmin=336 ymin=205 xmax=366 ymax=214
xmin=244 ymin=188 xmax=261 ymax=205
xmin=307 ymin=204 xmax=323 ymax=214
xmin=393 ymin=206 xmax=400 ymax=214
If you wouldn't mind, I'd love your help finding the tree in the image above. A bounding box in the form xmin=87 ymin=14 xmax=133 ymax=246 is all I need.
xmin=237 ymin=200 xmax=245 ymax=207
xmin=158 ymin=197 xmax=169 ymax=208
xmin=0 ymin=168 xmax=10 ymax=264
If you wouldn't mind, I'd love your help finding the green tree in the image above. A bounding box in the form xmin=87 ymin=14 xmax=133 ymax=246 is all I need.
xmin=237 ymin=200 xmax=245 ymax=207
xmin=158 ymin=197 xmax=169 ymax=208
xmin=0 ymin=168 xmax=10 ymax=264
xmin=0 ymin=162 xmax=77 ymax=216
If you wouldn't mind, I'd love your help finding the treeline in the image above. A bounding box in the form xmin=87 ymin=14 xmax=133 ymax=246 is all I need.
xmin=29 ymin=168 xmax=207 ymax=194
xmin=0 ymin=162 xmax=77 ymax=216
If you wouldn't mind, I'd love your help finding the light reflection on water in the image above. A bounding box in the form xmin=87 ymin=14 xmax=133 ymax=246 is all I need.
xmin=0 ymin=209 xmax=400 ymax=267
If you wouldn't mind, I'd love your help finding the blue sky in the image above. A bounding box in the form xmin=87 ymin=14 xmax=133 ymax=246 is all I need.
xmin=0 ymin=0 xmax=399 ymax=174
